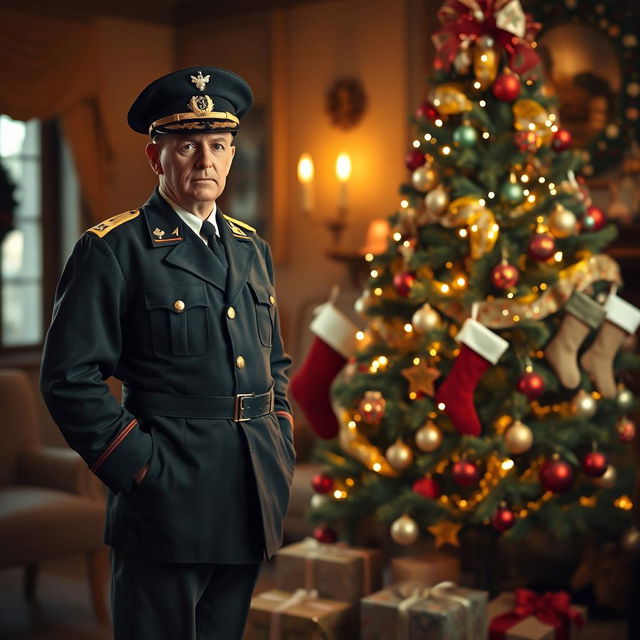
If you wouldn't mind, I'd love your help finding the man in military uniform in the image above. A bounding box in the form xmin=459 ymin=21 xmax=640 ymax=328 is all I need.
xmin=40 ymin=67 xmax=295 ymax=640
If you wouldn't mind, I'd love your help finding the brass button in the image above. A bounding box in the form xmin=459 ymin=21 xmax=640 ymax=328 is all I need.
xmin=269 ymin=295 xmax=275 ymax=305
xmin=227 ymin=306 xmax=236 ymax=319
xmin=173 ymin=300 xmax=185 ymax=312
xmin=236 ymin=355 xmax=246 ymax=369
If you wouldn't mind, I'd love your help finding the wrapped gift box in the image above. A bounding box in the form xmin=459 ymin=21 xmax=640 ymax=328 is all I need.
xmin=488 ymin=590 xmax=587 ymax=640
xmin=275 ymin=538 xmax=383 ymax=602
xmin=391 ymin=552 xmax=461 ymax=586
xmin=246 ymin=588 xmax=354 ymax=640
xmin=361 ymin=581 xmax=488 ymax=640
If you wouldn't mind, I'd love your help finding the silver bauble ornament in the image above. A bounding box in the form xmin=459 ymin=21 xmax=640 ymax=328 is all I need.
xmin=622 ymin=526 xmax=640 ymax=555
xmin=504 ymin=419 xmax=533 ymax=454
xmin=617 ymin=387 xmax=634 ymax=410
xmin=424 ymin=184 xmax=450 ymax=217
xmin=411 ymin=303 xmax=441 ymax=333
xmin=412 ymin=165 xmax=439 ymax=192
xmin=548 ymin=205 xmax=578 ymax=238
xmin=592 ymin=464 xmax=617 ymax=488
xmin=415 ymin=421 xmax=444 ymax=452
xmin=573 ymin=390 xmax=597 ymax=418
xmin=310 ymin=494 xmax=328 ymax=509
xmin=390 ymin=514 xmax=419 ymax=545
xmin=386 ymin=439 xmax=414 ymax=470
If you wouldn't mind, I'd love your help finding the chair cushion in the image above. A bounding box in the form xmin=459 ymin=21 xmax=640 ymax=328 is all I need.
xmin=0 ymin=486 xmax=105 ymax=569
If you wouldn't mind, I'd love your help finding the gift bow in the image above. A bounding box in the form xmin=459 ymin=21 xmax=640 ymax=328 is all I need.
xmin=263 ymin=588 xmax=335 ymax=640
xmin=432 ymin=0 xmax=541 ymax=75
xmin=490 ymin=588 xmax=585 ymax=640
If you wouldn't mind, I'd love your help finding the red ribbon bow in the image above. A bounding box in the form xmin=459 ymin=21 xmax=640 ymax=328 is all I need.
xmin=432 ymin=0 xmax=541 ymax=76
xmin=490 ymin=588 xmax=585 ymax=640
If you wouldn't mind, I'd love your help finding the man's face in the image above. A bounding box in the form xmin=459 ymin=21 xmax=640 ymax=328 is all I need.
xmin=145 ymin=132 xmax=236 ymax=214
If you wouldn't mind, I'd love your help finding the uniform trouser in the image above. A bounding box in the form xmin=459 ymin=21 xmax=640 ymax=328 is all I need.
xmin=111 ymin=548 xmax=261 ymax=640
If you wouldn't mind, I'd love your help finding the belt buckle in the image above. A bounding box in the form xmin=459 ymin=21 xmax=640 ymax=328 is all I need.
xmin=234 ymin=392 xmax=254 ymax=422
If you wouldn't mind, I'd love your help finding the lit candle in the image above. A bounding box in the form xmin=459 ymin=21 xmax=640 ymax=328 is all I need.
xmin=336 ymin=152 xmax=351 ymax=210
xmin=297 ymin=153 xmax=314 ymax=212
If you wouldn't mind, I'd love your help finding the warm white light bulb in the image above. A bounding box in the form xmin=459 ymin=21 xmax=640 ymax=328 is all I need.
xmin=336 ymin=152 xmax=352 ymax=182
xmin=297 ymin=153 xmax=314 ymax=183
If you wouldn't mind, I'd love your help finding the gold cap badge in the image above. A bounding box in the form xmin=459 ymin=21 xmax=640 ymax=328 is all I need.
xmin=190 ymin=71 xmax=210 ymax=91
xmin=188 ymin=95 xmax=215 ymax=117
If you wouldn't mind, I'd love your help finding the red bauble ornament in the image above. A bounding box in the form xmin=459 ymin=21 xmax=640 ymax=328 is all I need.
xmin=313 ymin=525 xmax=338 ymax=543
xmin=514 ymin=130 xmax=540 ymax=153
xmin=618 ymin=418 xmax=636 ymax=443
xmin=528 ymin=233 xmax=556 ymax=261
xmin=311 ymin=473 xmax=334 ymax=495
xmin=492 ymin=71 xmax=521 ymax=101
xmin=405 ymin=149 xmax=427 ymax=171
xmin=491 ymin=261 xmax=519 ymax=289
xmin=490 ymin=505 xmax=516 ymax=532
xmin=582 ymin=451 xmax=608 ymax=478
xmin=393 ymin=271 xmax=416 ymax=297
xmin=452 ymin=460 xmax=479 ymax=487
xmin=539 ymin=457 xmax=575 ymax=494
xmin=415 ymin=101 xmax=439 ymax=121
xmin=412 ymin=475 xmax=441 ymax=499
xmin=358 ymin=391 xmax=386 ymax=424
xmin=552 ymin=128 xmax=572 ymax=152
xmin=516 ymin=371 xmax=545 ymax=400
xmin=582 ymin=205 xmax=606 ymax=232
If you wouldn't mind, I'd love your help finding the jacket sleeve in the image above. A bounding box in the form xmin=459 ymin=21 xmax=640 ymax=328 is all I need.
xmin=40 ymin=233 xmax=151 ymax=494
xmin=263 ymin=242 xmax=294 ymax=447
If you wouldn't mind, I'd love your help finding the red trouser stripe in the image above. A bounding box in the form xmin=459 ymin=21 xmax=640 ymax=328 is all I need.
xmin=91 ymin=418 xmax=138 ymax=473
xmin=275 ymin=411 xmax=294 ymax=427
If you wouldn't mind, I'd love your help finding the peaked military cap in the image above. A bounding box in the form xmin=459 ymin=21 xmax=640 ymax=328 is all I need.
xmin=128 ymin=66 xmax=254 ymax=136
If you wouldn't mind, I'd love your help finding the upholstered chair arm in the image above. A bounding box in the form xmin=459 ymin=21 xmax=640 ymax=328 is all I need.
xmin=17 ymin=447 xmax=106 ymax=501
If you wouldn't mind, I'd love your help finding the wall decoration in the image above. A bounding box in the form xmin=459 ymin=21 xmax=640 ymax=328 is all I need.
xmin=532 ymin=0 xmax=640 ymax=176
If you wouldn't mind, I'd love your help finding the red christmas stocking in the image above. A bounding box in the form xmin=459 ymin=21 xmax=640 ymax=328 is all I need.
xmin=290 ymin=302 xmax=358 ymax=439
xmin=435 ymin=318 xmax=509 ymax=436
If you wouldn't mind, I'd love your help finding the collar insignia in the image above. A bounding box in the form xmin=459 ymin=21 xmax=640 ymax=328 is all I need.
xmin=188 ymin=95 xmax=215 ymax=116
xmin=153 ymin=228 xmax=165 ymax=238
xmin=190 ymin=71 xmax=211 ymax=91
xmin=226 ymin=219 xmax=247 ymax=236
xmin=172 ymin=227 xmax=180 ymax=236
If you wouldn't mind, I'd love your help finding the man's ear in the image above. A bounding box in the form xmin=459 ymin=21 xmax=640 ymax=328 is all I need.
xmin=145 ymin=142 xmax=163 ymax=175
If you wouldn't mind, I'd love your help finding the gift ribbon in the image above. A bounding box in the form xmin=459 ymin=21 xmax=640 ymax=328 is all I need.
xmin=297 ymin=536 xmax=375 ymax=595
xmin=432 ymin=0 xmax=540 ymax=75
xmin=261 ymin=588 xmax=335 ymax=640
xmin=395 ymin=581 xmax=475 ymax=640
xmin=490 ymin=588 xmax=585 ymax=640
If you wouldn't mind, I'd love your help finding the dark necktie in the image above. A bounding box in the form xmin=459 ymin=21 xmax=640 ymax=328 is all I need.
xmin=201 ymin=220 xmax=227 ymax=268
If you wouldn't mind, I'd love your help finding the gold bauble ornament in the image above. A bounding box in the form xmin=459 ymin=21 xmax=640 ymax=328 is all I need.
xmin=592 ymin=464 xmax=617 ymax=488
xmin=354 ymin=290 xmax=371 ymax=315
xmin=415 ymin=421 xmax=444 ymax=452
xmin=513 ymin=99 xmax=549 ymax=132
xmin=412 ymin=165 xmax=439 ymax=192
xmin=411 ymin=303 xmax=441 ymax=333
xmin=425 ymin=184 xmax=450 ymax=217
xmin=617 ymin=387 xmax=634 ymax=410
xmin=548 ymin=205 xmax=578 ymax=238
xmin=504 ymin=419 xmax=533 ymax=454
xmin=473 ymin=39 xmax=498 ymax=89
xmin=572 ymin=390 xmax=597 ymax=419
xmin=390 ymin=514 xmax=419 ymax=545
xmin=432 ymin=83 xmax=472 ymax=115
xmin=386 ymin=439 xmax=414 ymax=470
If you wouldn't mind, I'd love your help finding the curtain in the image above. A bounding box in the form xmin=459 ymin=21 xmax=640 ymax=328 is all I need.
xmin=0 ymin=10 xmax=111 ymax=222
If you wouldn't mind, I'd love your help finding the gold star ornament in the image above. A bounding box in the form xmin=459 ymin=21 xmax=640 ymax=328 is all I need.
xmin=401 ymin=361 xmax=440 ymax=397
xmin=428 ymin=520 xmax=462 ymax=548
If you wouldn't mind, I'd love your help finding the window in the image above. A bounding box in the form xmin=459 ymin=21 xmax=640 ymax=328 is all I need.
xmin=0 ymin=115 xmax=80 ymax=350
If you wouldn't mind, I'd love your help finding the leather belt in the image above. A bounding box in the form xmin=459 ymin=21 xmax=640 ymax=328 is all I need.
xmin=124 ymin=386 xmax=274 ymax=421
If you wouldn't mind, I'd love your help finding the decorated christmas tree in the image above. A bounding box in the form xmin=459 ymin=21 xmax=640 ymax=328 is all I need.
xmin=302 ymin=0 xmax=640 ymax=555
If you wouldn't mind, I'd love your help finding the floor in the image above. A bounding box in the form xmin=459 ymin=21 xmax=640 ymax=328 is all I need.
xmin=0 ymin=553 xmax=629 ymax=639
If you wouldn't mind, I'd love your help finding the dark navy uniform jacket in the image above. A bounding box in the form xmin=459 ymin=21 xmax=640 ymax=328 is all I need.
xmin=40 ymin=188 xmax=295 ymax=563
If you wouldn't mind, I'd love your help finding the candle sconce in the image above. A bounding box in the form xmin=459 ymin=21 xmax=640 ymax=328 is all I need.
xmin=297 ymin=151 xmax=352 ymax=246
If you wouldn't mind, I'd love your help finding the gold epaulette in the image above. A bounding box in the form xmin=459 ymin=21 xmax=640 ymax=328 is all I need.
xmin=223 ymin=214 xmax=256 ymax=236
xmin=87 ymin=210 xmax=140 ymax=238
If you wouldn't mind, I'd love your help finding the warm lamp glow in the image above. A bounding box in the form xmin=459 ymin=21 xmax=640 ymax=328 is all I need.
xmin=297 ymin=153 xmax=314 ymax=183
xmin=336 ymin=152 xmax=351 ymax=182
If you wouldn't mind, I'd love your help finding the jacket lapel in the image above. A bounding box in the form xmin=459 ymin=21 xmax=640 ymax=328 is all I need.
xmin=143 ymin=189 xmax=227 ymax=292
xmin=217 ymin=209 xmax=256 ymax=303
